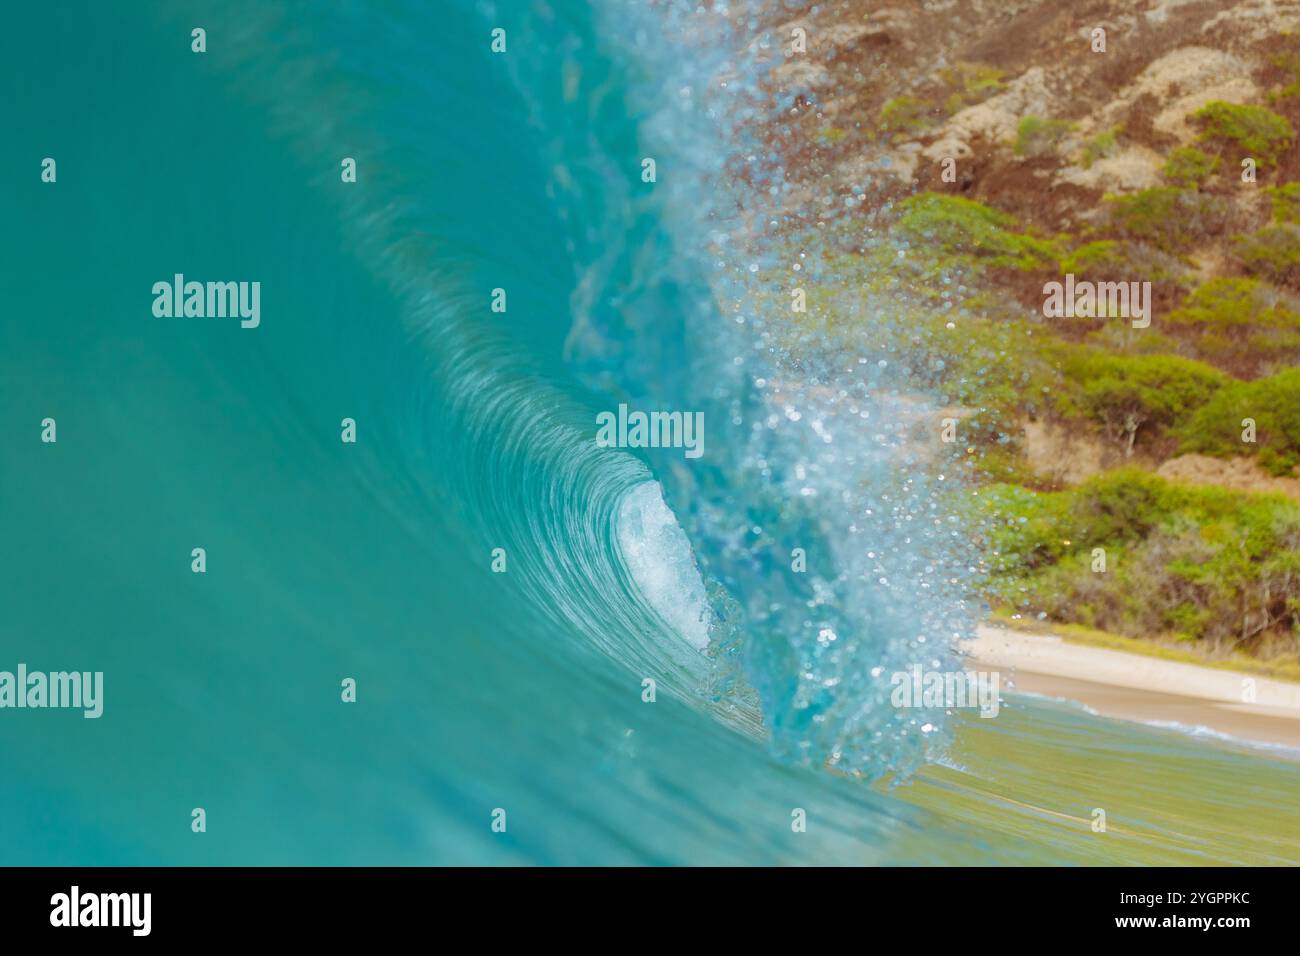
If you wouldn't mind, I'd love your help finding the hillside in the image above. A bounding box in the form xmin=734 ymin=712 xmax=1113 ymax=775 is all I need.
xmin=752 ymin=1 xmax=1300 ymax=663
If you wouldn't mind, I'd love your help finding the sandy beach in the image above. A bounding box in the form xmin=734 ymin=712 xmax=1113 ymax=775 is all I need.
xmin=964 ymin=626 xmax=1300 ymax=752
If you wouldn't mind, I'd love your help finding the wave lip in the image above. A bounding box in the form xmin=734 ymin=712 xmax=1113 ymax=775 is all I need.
xmin=616 ymin=481 xmax=713 ymax=652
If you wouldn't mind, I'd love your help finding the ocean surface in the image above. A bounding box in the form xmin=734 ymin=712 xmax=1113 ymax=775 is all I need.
xmin=2 ymin=0 xmax=1297 ymax=865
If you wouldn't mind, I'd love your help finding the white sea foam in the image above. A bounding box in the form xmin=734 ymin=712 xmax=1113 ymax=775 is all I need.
xmin=617 ymin=481 xmax=712 ymax=651
xmin=1141 ymin=719 xmax=1300 ymax=759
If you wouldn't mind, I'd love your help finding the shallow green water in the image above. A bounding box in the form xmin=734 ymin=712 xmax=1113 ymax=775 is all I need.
xmin=900 ymin=697 xmax=1300 ymax=865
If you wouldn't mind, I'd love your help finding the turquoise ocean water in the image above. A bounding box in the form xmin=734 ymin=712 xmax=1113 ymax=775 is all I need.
xmin=2 ymin=1 xmax=1298 ymax=865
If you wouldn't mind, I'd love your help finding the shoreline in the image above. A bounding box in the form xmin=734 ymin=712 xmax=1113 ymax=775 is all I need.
xmin=964 ymin=625 xmax=1300 ymax=752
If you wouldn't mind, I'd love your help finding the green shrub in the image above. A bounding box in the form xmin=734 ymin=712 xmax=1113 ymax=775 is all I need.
xmin=975 ymin=481 xmax=1074 ymax=576
xmin=1063 ymin=468 xmax=1181 ymax=543
xmin=1165 ymin=276 xmax=1296 ymax=330
xmin=1265 ymin=183 xmax=1300 ymax=224
xmin=1000 ymin=338 xmax=1223 ymax=438
xmin=879 ymin=95 xmax=933 ymax=135
xmin=1104 ymin=186 xmax=1227 ymax=252
xmin=1179 ymin=367 xmax=1300 ymax=475
xmin=1163 ymin=277 xmax=1300 ymax=373
xmin=1235 ymin=223 xmax=1300 ymax=285
xmin=1015 ymin=115 xmax=1073 ymax=157
xmin=1161 ymin=147 xmax=1220 ymax=188
xmin=955 ymin=63 xmax=1005 ymax=97
xmin=1269 ymin=41 xmax=1300 ymax=101
xmin=1053 ymin=350 xmax=1227 ymax=455
xmin=1059 ymin=238 xmax=1189 ymax=287
xmin=940 ymin=63 xmax=1005 ymax=113
xmin=1081 ymin=129 xmax=1119 ymax=169
xmin=927 ymin=316 xmax=1062 ymax=423
xmin=975 ymin=470 xmax=1300 ymax=650
xmin=1060 ymin=240 xmax=1126 ymax=276
xmin=895 ymin=193 xmax=1061 ymax=272
xmin=1193 ymin=101 xmax=1294 ymax=167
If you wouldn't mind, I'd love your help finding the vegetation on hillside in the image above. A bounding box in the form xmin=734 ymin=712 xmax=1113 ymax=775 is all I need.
xmin=975 ymin=470 xmax=1300 ymax=656
xmin=779 ymin=70 xmax=1300 ymax=661
xmin=757 ymin=5 xmax=1300 ymax=662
